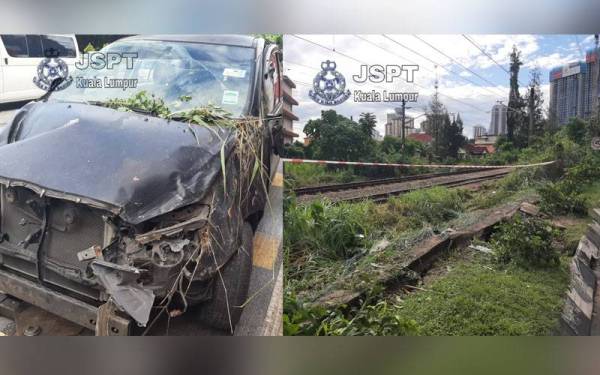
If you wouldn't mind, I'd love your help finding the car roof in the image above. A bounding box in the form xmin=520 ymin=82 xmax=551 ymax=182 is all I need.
xmin=120 ymin=34 xmax=259 ymax=48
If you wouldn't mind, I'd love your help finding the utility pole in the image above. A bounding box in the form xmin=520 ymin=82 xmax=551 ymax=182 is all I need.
xmin=528 ymin=87 xmax=534 ymax=146
xmin=401 ymin=99 xmax=410 ymax=144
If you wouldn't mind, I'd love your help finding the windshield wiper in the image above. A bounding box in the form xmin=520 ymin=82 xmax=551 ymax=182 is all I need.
xmin=38 ymin=77 xmax=65 ymax=102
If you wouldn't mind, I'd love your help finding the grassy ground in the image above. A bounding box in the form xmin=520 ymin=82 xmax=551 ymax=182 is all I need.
xmin=284 ymin=166 xmax=599 ymax=336
xmin=394 ymin=250 xmax=570 ymax=335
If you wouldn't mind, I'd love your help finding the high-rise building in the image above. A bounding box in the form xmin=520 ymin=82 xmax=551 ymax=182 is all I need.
xmin=488 ymin=103 xmax=507 ymax=135
xmin=384 ymin=112 xmax=414 ymax=138
xmin=473 ymin=125 xmax=486 ymax=139
xmin=282 ymin=75 xmax=299 ymax=144
xmin=549 ymin=48 xmax=599 ymax=125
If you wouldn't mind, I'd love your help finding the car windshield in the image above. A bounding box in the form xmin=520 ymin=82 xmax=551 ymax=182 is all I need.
xmin=53 ymin=39 xmax=256 ymax=117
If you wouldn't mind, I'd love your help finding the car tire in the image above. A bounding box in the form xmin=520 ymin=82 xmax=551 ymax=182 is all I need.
xmin=197 ymin=222 xmax=254 ymax=332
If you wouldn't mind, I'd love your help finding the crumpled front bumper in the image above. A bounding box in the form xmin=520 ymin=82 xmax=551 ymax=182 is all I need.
xmin=0 ymin=267 xmax=131 ymax=335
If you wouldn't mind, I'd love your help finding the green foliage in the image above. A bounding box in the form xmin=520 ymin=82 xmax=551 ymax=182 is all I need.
xmin=101 ymin=91 xmax=234 ymax=127
xmin=397 ymin=257 xmax=570 ymax=335
xmin=284 ymin=163 xmax=360 ymax=188
xmin=256 ymin=33 xmax=282 ymax=47
xmin=284 ymin=291 xmax=419 ymax=336
xmin=304 ymin=110 xmax=376 ymax=162
xmin=375 ymin=187 xmax=468 ymax=230
xmin=538 ymin=151 xmax=600 ymax=215
xmin=491 ymin=215 xmax=561 ymax=269
xmin=564 ymin=117 xmax=588 ymax=144
xmin=284 ymin=198 xmax=373 ymax=260
xmin=83 ymin=42 xmax=96 ymax=53
xmin=358 ymin=112 xmax=377 ymax=138
xmin=538 ymin=181 xmax=587 ymax=216
xmin=282 ymin=141 xmax=306 ymax=159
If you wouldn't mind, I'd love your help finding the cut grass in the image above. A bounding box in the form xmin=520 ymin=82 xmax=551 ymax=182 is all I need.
xmin=395 ymin=253 xmax=570 ymax=335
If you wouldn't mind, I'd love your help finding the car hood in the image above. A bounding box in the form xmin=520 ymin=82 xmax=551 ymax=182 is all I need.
xmin=0 ymin=101 xmax=235 ymax=224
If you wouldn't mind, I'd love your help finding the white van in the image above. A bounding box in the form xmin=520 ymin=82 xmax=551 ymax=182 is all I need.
xmin=0 ymin=34 xmax=79 ymax=103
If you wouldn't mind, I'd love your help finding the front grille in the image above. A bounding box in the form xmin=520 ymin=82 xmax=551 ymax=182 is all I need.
xmin=0 ymin=186 xmax=108 ymax=300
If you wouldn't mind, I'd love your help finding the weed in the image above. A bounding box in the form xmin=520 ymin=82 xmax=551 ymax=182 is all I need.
xmin=396 ymin=256 xmax=570 ymax=335
xmin=284 ymin=163 xmax=362 ymax=189
xmin=373 ymin=186 xmax=468 ymax=231
xmin=491 ymin=215 xmax=561 ymax=269
xmin=284 ymin=290 xmax=419 ymax=336
xmin=284 ymin=198 xmax=374 ymax=260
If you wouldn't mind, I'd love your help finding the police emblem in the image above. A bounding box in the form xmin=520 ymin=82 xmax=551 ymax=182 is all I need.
xmin=33 ymin=55 xmax=73 ymax=92
xmin=309 ymin=60 xmax=351 ymax=105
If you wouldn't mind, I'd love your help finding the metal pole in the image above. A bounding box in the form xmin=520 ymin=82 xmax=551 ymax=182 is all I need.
xmin=528 ymin=87 xmax=534 ymax=146
xmin=401 ymin=99 xmax=406 ymax=143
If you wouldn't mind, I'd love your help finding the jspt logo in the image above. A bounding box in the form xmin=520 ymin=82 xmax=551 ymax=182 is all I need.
xmin=309 ymin=60 xmax=351 ymax=105
xmin=75 ymin=52 xmax=138 ymax=70
xmin=33 ymin=50 xmax=73 ymax=92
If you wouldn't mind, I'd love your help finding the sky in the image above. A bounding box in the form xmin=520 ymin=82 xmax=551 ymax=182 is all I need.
xmin=283 ymin=34 xmax=598 ymax=140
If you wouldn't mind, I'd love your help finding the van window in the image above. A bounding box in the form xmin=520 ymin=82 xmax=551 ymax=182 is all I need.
xmin=40 ymin=35 xmax=76 ymax=58
xmin=26 ymin=35 xmax=43 ymax=57
xmin=1 ymin=35 xmax=28 ymax=57
xmin=0 ymin=35 xmax=76 ymax=58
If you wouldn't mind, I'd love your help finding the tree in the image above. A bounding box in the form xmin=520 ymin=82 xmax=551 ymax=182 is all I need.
xmin=528 ymin=68 xmax=545 ymax=136
xmin=437 ymin=113 xmax=466 ymax=159
xmin=423 ymin=91 xmax=447 ymax=157
xmin=303 ymin=110 xmax=375 ymax=162
xmin=358 ymin=112 xmax=377 ymax=138
xmin=507 ymin=45 xmax=526 ymax=143
xmin=515 ymin=68 xmax=546 ymax=147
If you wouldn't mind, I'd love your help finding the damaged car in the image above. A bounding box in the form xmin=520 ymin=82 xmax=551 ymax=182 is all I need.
xmin=0 ymin=35 xmax=283 ymax=335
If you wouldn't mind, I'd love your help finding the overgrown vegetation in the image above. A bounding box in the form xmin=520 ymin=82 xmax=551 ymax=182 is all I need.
xmin=284 ymin=291 xmax=419 ymax=336
xmin=284 ymin=198 xmax=374 ymax=260
xmin=283 ymin=44 xmax=600 ymax=336
xmin=394 ymin=254 xmax=570 ymax=335
xmin=371 ymin=187 xmax=468 ymax=232
xmin=284 ymin=163 xmax=364 ymax=189
xmin=284 ymin=117 xmax=599 ymax=334
xmin=102 ymin=90 xmax=234 ymax=127
xmin=491 ymin=215 xmax=561 ymax=269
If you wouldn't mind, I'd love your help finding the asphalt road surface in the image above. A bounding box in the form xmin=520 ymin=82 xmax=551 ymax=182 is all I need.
xmin=0 ymin=101 xmax=283 ymax=336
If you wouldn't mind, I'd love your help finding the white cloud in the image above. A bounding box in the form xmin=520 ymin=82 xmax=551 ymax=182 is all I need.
xmin=284 ymin=34 xmax=580 ymax=141
xmin=524 ymin=52 xmax=578 ymax=69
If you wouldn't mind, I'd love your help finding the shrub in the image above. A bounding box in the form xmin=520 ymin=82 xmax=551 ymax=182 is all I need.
xmin=284 ymin=164 xmax=359 ymax=188
xmin=284 ymin=199 xmax=373 ymax=260
xmin=283 ymin=292 xmax=419 ymax=336
xmin=379 ymin=187 xmax=468 ymax=229
xmin=491 ymin=215 xmax=560 ymax=269
xmin=538 ymin=152 xmax=600 ymax=215
xmin=538 ymin=181 xmax=587 ymax=216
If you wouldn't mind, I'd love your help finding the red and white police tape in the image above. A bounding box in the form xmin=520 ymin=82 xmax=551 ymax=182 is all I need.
xmin=282 ymin=158 xmax=556 ymax=169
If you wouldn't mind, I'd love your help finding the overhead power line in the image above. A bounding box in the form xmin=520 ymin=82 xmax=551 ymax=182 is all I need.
xmin=412 ymin=34 xmax=507 ymax=96
xmin=288 ymin=34 xmax=490 ymax=114
xmin=354 ymin=35 xmax=508 ymax=101
xmin=462 ymin=34 xmax=526 ymax=87
xmin=462 ymin=34 xmax=510 ymax=74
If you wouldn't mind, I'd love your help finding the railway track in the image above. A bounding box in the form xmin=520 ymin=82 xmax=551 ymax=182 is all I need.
xmin=292 ymin=168 xmax=492 ymax=196
xmin=293 ymin=168 xmax=512 ymax=204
